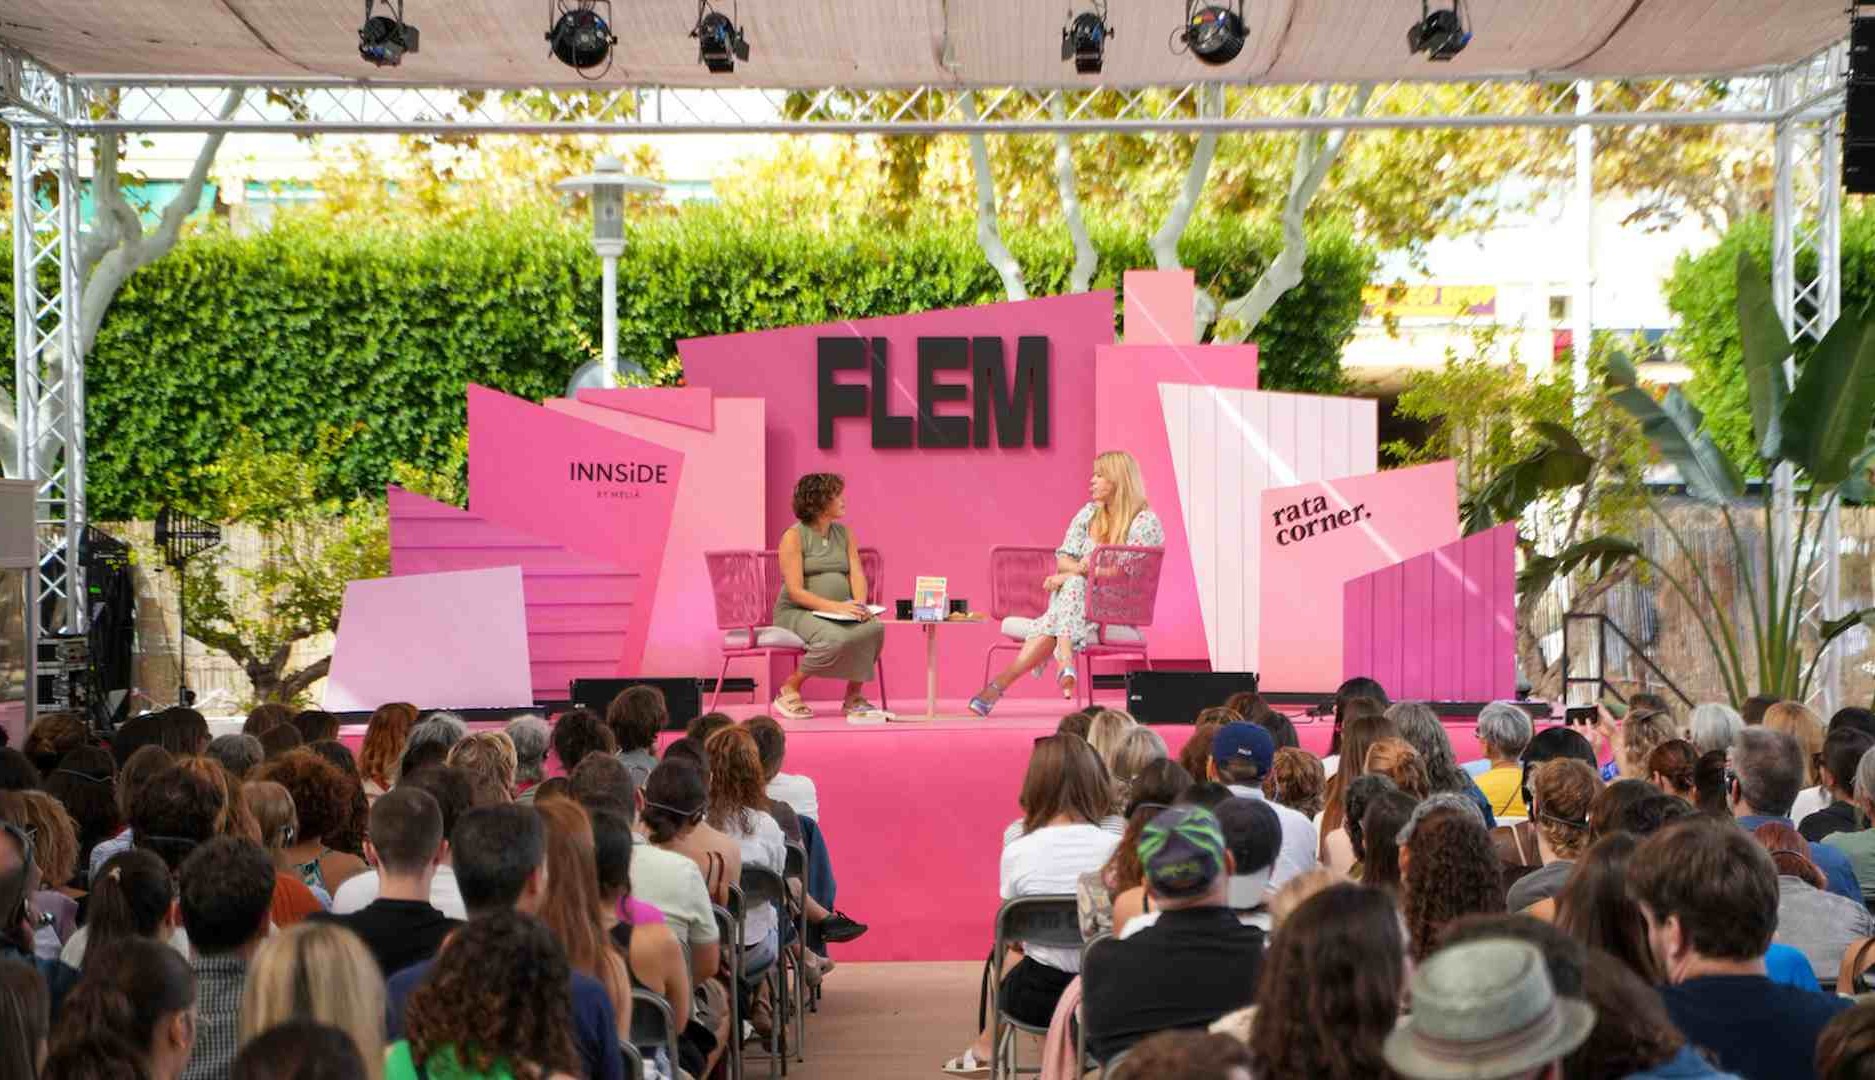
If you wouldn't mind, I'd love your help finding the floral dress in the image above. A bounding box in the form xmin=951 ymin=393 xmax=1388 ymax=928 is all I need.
xmin=1031 ymin=502 xmax=1164 ymax=650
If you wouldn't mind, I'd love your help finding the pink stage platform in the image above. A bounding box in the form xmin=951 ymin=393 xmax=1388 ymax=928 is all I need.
xmin=346 ymin=701 xmax=1500 ymax=962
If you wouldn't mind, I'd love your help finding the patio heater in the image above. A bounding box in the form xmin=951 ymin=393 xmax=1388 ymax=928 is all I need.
xmin=555 ymin=156 xmax=663 ymax=387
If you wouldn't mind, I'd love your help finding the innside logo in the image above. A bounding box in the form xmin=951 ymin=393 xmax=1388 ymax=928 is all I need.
xmin=569 ymin=462 xmax=671 ymax=484
xmin=816 ymin=335 xmax=1050 ymax=449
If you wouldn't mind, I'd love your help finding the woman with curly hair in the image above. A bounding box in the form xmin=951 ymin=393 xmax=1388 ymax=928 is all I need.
xmin=306 ymin=741 xmax=370 ymax=856
xmin=44 ymin=746 xmax=118 ymax=881
xmin=768 ymin=471 xmax=886 ymax=720
xmin=392 ymin=910 xmax=583 ymax=1080
xmin=702 ymin=727 xmax=787 ymax=971
xmin=0 ymin=789 xmax=82 ymax=948
xmin=973 ymin=451 xmax=1164 ymax=712
xmin=358 ymin=702 xmax=419 ymax=798
xmin=1399 ymin=801 xmax=1504 ymax=962
xmin=534 ymin=798 xmax=633 ymax=1041
xmin=549 ymin=708 xmax=615 ymax=776
xmin=257 ymin=749 xmax=366 ymax=895
xmin=1210 ymin=884 xmax=1405 ymax=1078
xmin=1262 ymin=747 xmax=1325 ymax=821
xmin=23 ymin=711 xmax=89 ymax=774
xmin=1362 ymin=738 xmax=1430 ymax=800
xmin=1507 ymin=758 xmax=1601 ymax=914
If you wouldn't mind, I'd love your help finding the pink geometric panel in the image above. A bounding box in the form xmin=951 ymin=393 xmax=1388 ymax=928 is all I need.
xmin=1123 ymin=270 xmax=1197 ymax=345
xmin=575 ymin=386 xmax=717 ymax=431
xmin=1342 ymin=524 xmax=1519 ymax=701
xmin=325 ymin=567 xmax=533 ymax=712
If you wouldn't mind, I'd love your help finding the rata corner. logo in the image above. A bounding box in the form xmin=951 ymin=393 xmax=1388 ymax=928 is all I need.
xmin=568 ymin=460 xmax=671 ymax=500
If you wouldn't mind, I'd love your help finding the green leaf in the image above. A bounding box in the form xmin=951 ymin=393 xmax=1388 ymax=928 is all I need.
xmin=1819 ymin=607 xmax=1875 ymax=648
xmin=1516 ymin=536 xmax=1641 ymax=601
xmin=1839 ymin=443 xmax=1875 ymax=503
xmin=1609 ymin=384 xmax=1744 ymax=502
xmin=1780 ymin=308 xmax=1875 ymax=485
xmin=1734 ymin=252 xmax=1790 ymax=460
xmin=1464 ymin=423 xmax=1595 ymax=533
xmin=1604 ymin=349 xmax=1639 ymax=390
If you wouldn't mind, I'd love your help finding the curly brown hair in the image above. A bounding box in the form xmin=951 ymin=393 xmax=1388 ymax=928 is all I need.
xmin=405 ymin=910 xmax=582 ymax=1079
xmin=1532 ymin=758 xmax=1601 ymax=859
xmin=23 ymin=711 xmax=88 ymax=774
xmin=0 ymin=790 xmax=78 ymax=888
xmin=173 ymin=756 xmax=262 ymax=845
xmin=1403 ymin=808 xmax=1506 ymax=962
xmin=704 ymin=726 xmax=769 ymax=834
xmin=358 ymin=702 xmax=418 ymax=789
xmin=1363 ymin=738 xmax=1429 ymax=800
xmin=790 ymin=472 xmax=844 ymax=523
xmin=255 ymin=749 xmax=355 ymax=845
xmin=1262 ymin=747 xmax=1326 ymax=819
xmin=1248 ymin=884 xmax=1404 ymax=1078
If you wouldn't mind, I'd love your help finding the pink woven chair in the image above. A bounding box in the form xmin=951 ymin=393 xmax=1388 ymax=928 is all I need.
xmin=981 ymin=546 xmax=1061 ymax=688
xmin=1074 ymin=544 xmax=1165 ymax=708
xmin=703 ymin=548 xmax=889 ymax=713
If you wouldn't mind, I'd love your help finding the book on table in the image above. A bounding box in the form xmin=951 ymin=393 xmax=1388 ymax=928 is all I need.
xmin=913 ymin=576 xmax=948 ymax=621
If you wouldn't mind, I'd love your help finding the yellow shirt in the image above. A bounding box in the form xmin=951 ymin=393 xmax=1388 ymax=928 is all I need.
xmin=1476 ymin=764 xmax=1527 ymax=818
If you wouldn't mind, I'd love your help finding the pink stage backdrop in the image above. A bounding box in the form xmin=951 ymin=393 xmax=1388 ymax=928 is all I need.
xmin=679 ymin=292 xmax=1117 ymax=701
xmin=1343 ymin=524 xmax=1519 ymax=701
xmin=325 ymin=567 xmax=534 ymax=711
xmin=1258 ymin=460 xmax=1460 ymax=691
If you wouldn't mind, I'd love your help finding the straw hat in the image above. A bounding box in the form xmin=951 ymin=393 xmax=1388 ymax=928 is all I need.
xmin=1383 ymin=939 xmax=1596 ymax=1080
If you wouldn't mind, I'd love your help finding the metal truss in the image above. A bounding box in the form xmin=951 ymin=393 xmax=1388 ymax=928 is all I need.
xmin=1772 ymin=42 xmax=1847 ymax=714
xmin=10 ymin=122 xmax=86 ymax=635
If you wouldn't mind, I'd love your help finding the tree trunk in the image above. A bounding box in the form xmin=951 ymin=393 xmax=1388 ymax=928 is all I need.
xmin=1150 ymin=85 xmax=1224 ymax=339
xmin=1051 ymin=98 xmax=1098 ymax=294
xmin=276 ymin=656 xmax=332 ymax=706
xmin=959 ymin=92 xmax=1028 ymax=302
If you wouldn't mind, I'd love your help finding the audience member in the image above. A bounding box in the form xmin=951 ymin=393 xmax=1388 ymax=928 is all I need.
xmin=310 ymin=788 xmax=458 ymax=976
xmin=531 ymin=776 xmax=570 ymax=804
xmin=1106 ymin=1031 xmax=1254 ymax=1080
xmin=1080 ymin=758 xmax=1192 ymax=938
xmin=1694 ymin=747 xmax=1731 ymax=816
xmin=1732 ymin=727 xmax=1862 ymax=901
xmin=1491 ymin=726 xmax=1597 ymax=895
xmin=1318 ymin=705 xmax=1394 ymax=851
xmin=624 ymin=762 xmax=723 ymax=983
xmin=1203 ymin=724 xmax=1317 ymax=890
xmin=1361 ymin=737 xmax=1430 ymax=799
xmin=733 ymin=719 xmax=806 ymax=846
xmin=1213 ymin=884 xmax=1403 ymax=1079
xmin=1507 ymin=758 xmax=1599 ymax=913
xmin=684 ymin=712 xmax=732 ymax=744
xmin=109 ymin=713 xmax=165 ymax=769
xmin=1632 ymin=816 xmax=1851 ymax=1079
xmin=254 ymin=725 xmax=302 ymax=762
xmin=1325 ymin=676 xmax=1391 ymax=776
xmin=23 ymin=713 xmax=87 ymax=775
xmin=130 ymin=764 xmax=222 ymax=875
xmin=1833 ymin=707 xmax=1875 ymax=740
xmin=87 ymin=745 xmax=171 ymax=882
xmin=1753 ymin=821 xmax=1874 ymax=984
xmin=1 ymin=818 xmax=79 ymax=1011
xmin=1108 ymin=726 xmax=1170 ymax=810
xmin=238 ymin=923 xmax=385 ymax=1078
xmin=177 ymin=837 xmax=276 ymax=1080
xmin=445 ymin=731 xmax=517 ymax=807
xmin=1209 ymin=797 xmax=1282 ymax=928
xmin=1176 ymin=709 xmax=1232 ymax=780
xmin=3 ymin=790 xmax=82 ymax=946
xmin=748 ymin=715 xmax=819 ymax=821
xmin=1055 ymin=710 xmax=1093 ymax=741
xmin=330 ymin=766 xmax=471 ymax=919
xmin=241 ymin=704 xmax=295 ymax=740
xmin=505 ymin=715 xmax=550 ymax=799
xmin=55 ymin=938 xmax=196 ymax=1080
xmin=1260 ymin=747 xmax=1323 ymax=820
xmin=1390 ymin=701 xmax=1494 ymax=825
xmin=43 ymin=747 xmax=117 ymax=882
xmin=1818 ymin=1002 xmax=1875 ymax=1080
xmin=257 ymin=749 xmax=366 ymax=895
xmin=1743 ymin=694 xmax=1780 ymax=727
xmin=389 ymin=911 xmax=587 ymax=1080
xmin=290 ymin=713 xmax=336 ymax=746
xmin=0 ymin=957 xmax=50 ymax=1079
xmin=1086 ymin=709 xmax=1137 ymax=769
xmin=395 ymin=719 xmax=460 ymax=779
xmin=75 ymin=850 xmax=177 ymax=967
xmin=1382 ymin=938 xmax=1593 ymax=1080
xmin=1612 ymin=792 xmax=1699 ymax=837
xmin=1553 ymin=832 xmax=1660 ymax=981
xmin=565 ymin=753 xmax=632 ymax=816
xmin=0 ymin=749 xmax=41 ymax=792
xmin=534 ymin=798 xmax=633 ymax=1039
xmin=1336 ymin=774 xmax=1397 ymax=878
xmin=1690 ymin=701 xmax=1745 ymax=757
xmin=155 ymin=711 xmax=210 ymax=759
xmin=1398 ymin=797 xmax=1503 ymax=962
xmin=1082 ymin=807 xmax=1264 ymax=1064
xmin=1767 ymin=701 xmax=1831 ymax=823
xmin=1357 ymin=789 xmax=1417 ymax=893
xmin=1803 ymin=727 xmax=1875 ymax=843
xmin=232 ymin=1022 xmax=368 ymax=1080
xmin=1610 ymin=705 xmax=1682 ymax=782
xmin=42 ymin=1035 xmax=153 ymax=1080
xmin=1251 ymin=710 xmax=1300 ymax=752
xmin=606 ymin=686 xmax=666 ymax=785
xmin=204 ymin=735 xmax=263 ymax=782
xmin=358 ymin=703 xmax=419 ymax=799
xmin=303 ymin=742 xmax=369 ymax=857
xmin=550 ymin=708 xmax=616 ymax=777
xmin=385 ymin=805 xmax=623 ymax=1080
xmin=702 ymin=727 xmax=788 ymax=972
xmin=590 ymin=807 xmax=701 ymax=1066
xmin=1646 ymin=738 xmax=1700 ymax=801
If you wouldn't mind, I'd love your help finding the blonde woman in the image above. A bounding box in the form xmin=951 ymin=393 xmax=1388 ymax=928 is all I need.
xmin=972 ymin=451 xmax=1165 ymax=714
xmin=240 ymin=921 xmax=388 ymax=1080
xmin=1086 ymin=709 xmax=1138 ymax=763
xmin=1765 ymin=701 xmax=1829 ymax=821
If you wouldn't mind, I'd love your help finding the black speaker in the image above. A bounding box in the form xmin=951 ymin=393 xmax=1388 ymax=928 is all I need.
xmin=1124 ymin=671 xmax=1259 ymax=725
xmin=568 ymin=677 xmax=702 ymax=731
xmin=1848 ymin=17 xmax=1875 ymax=194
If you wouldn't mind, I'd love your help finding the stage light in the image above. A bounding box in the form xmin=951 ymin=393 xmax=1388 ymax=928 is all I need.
xmin=358 ymin=0 xmax=419 ymax=67
xmin=1062 ymin=4 xmax=1113 ymax=75
xmin=547 ymin=0 xmax=619 ymax=78
xmin=1408 ymin=0 xmax=1471 ymax=61
xmin=692 ymin=1 xmax=751 ymax=74
xmin=1178 ymin=2 xmax=1246 ymax=67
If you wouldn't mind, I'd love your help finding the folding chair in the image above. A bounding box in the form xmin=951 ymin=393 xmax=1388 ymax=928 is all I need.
xmin=620 ymin=1039 xmax=646 ymax=1080
xmin=989 ymin=894 xmax=1083 ymax=1080
xmin=1077 ymin=933 xmax=1114 ymax=1077
xmin=714 ymin=901 xmax=743 ymax=1080
xmin=630 ymin=988 xmax=680 ymax=1080
xmin=783 ymin=841 xmax=812 ymax=1054
xmin=739 ymin=864 xmax=793 ymax=1078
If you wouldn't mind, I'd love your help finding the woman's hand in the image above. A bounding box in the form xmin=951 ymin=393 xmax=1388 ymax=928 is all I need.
xmin=1044 ymin=573 xmax=1067 ymax=592
xmin=839 ymin=600 xmax=872 ymax=621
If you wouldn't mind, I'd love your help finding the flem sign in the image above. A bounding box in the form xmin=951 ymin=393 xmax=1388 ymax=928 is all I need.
xmin=817 ymin=336 xmax=1050 ymax=449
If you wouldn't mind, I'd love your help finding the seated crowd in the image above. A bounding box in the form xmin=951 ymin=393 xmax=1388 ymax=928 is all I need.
xmin=0 ymin=691 xmax=864 ymax=1080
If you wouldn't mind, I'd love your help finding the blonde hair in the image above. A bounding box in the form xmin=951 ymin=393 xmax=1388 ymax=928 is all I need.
xmin=0 ymin=791 xmax=78 ymax=888
xmin=1764 ymin=701 xmax=1826 ymax=785
xmin=1088 ymin=450 xmax=1149 ymax=546
xmin=243 ymin=780 xmax=298 ymax=851
xmin=1269 ymin=868 xmax=1345 ymax=930
xmin=1087 ymin=709 xmax=1137 ymax=768
xmin=241 ymin=922 xmax=388 ymax=1080
xmin=447 ymin=731 xmax=518 ymax=806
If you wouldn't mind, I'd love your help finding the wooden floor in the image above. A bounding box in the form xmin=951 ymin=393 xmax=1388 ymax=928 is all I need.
xmin=769 ymin=961 xmax=1043 ymax=1080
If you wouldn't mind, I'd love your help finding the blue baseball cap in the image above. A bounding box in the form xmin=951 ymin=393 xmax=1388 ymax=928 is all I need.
xmin=1211 ymin=722 xmax=1275 ymax=777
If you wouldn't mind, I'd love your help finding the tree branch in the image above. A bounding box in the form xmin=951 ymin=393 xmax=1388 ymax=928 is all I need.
xmin=958 ymin=91 xmax=1027 ymax=302
xmin=1050 ymin=97 xmax=1098 ymax=294
xmin=276 ymin=656 xmax=332 ymax=705
xmin=144 ymin=90 xmax=242 ymax=263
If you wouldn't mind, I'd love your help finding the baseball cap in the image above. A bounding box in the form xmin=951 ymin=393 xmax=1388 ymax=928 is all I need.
xmin=1211 ymin=722 xmax=1275 ymax=777
xmin=1138 ymin=805 xmax=1228 ymax=899
xmin=1212 ymin=797 xmax=1281 ymax=909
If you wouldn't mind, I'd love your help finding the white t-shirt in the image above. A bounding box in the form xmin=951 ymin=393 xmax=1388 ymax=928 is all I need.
xmin=1226 ymin=785 xmax=1320 ymax=892
xmin=61 ymin=923 xmax=191 ymax=968
xmin=330 ymin=866 xmax=466 ymax=920
xmin=632 ymin=843 xmax=720 ymax=948
xmin=1001 ymin=814 xmax=1126 ymax=848
xmin=727 ymin=810 xmax=788 ymax=945
xmin=766 ymin=773 xmax=820 ymax=820
xmin=999 ymin=823 xmax=1119 ymax=973
xmin=1791 ymin=786 xmax=1830 ymax=825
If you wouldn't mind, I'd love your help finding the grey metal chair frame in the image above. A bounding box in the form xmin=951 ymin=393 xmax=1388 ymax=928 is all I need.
xmin=782 ymin=841 xmax=811 ymax=1060
xmin=737 ymin=867 xmax=794 ymax=1079
xmin=629 ymin=987 xmax=681 ymax=1080
xmin=1077 ymin=932 xmax=1114 ymax=1077
xmin=989 ymin=894 xmax=1084 ymax=1080
xmin=620 ymin=1038 xmax=645 ymax=1080
xmin=713 ymin=901 xmax=743 ymax=1080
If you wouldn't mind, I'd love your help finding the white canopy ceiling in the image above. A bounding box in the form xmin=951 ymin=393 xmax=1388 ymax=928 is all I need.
xmin=0 ymin=1 xmax=1846 ymax=89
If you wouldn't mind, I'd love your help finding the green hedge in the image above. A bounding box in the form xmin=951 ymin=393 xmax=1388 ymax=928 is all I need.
xmin=2 ymin=206 xmax=1374 ymax=518
xmin=1664 ymin=209 xmax=1875 ymax=468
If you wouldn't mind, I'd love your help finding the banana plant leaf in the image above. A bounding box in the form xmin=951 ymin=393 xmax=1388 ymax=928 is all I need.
xmin=1609 ymin=383 xmax=1744 ymax=503
xmin=1516 ymin=536 xmax=1641 ymax=600
xmin=1461 ymin=421 xmax=1593 ymax=534
xmin=1735 ymin=253 xmax=1791 ymax=461
xmin=1840 ymin=443 xmax=1875 ymax=504
xmin=1780 ymin=308 xmax=1875 ymax=485
xmin=1820 ymin=607 xmax=1875 ymax=647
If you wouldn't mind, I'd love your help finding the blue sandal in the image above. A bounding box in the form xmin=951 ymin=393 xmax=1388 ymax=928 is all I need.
xmin=968 ymin=682 xmax=1004 ymax=717
xmin=1056 ymin=661 xmax=1077 ymax=700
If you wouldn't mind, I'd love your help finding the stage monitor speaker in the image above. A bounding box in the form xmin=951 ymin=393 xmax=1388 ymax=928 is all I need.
xmin=1124 ymin=671 xmax=1259 ymax=725
xmin=1850 ymin=17 xmax=1875 ymax=193
xmin=568 ymin=677 xmax=701 ymax=731
xmin=1849 ymin=138 xmax=1875 ymax=196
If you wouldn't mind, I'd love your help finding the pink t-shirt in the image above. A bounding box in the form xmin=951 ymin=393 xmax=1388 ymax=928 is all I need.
xmin=619 ymin=896 xmax=666 ymax=926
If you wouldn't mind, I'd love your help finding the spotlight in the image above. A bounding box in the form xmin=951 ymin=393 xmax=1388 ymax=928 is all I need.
xmin=692 ymin=2 xmax=751 ymax=74
xmin=1178 ymin=2 xmax=1247 ymax=67
xmin=1407 ymin=0 xmax=1470 ymax=61
xmin=547 ymin=0 xmax=619 ymax=78
xmin=358 ymin=0 xmax=419 ymax=68
xmin=1062 ymin=4 xmax=1113 ymax=75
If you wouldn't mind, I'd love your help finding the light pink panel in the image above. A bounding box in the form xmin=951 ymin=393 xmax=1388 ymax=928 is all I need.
xmin=1341 ymin=524 xmax=1518 ymax=701
xmin=545 ymin=394 xmax=767 ymax=686
xmin=575 ymin=386 xmax=717 ymax=431
xmin=1123 ymin=270 xmax=1197 ymax=344
xmin=679 ymin=292 xmax=1116 ymax=701
xmin=388 ymin=487 xmax=640 ymax=700
xmin=1093 ymin=347 xmax=1259 ymax=665
xmin=466 ymin=385 xmax=684 ymax=676
xmin=1258 ymin=461 xmax=1460 ymax=691
xmin=325 ymin=566 xmax=533 ymax=711
xmin=1158 ymin=386 xmax=1378 ymax=670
